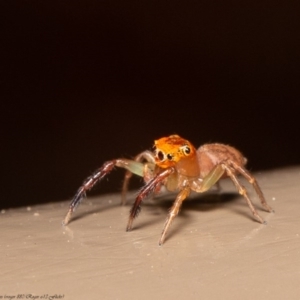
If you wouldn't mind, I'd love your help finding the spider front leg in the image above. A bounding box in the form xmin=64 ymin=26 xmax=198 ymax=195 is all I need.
xmin=121 ymin=150 xmax=155 ymax=205
xmin=126 ymin=168 xmax=175 ymax=233
xmin=62 ymin=158 xmax=146 ymax=226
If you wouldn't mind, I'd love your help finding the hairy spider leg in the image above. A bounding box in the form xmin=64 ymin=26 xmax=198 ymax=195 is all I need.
xmin=159 ymin=186 xmax=190 ymax=245
xmin=228 ymin=161 xmax=274 ymax=213
xmin=193 ymin=161 xmax=272 ymax=224
xmin=126 ymin=168 xmax=175 ymax=232
xmin=221 ymin=162 xmax=268 ymax=224
xmin=62 ymin=159 xmax=146 ymax=226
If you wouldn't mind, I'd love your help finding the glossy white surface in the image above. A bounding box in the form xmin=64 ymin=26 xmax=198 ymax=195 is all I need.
xmin=1 ymin=167 xmax=299 ymax=299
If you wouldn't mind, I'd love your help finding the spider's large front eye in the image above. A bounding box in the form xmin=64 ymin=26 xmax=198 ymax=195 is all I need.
xmin=157 ymin=150 xmax=165 ymax=161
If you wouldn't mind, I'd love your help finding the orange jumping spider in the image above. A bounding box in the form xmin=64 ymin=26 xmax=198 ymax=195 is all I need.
xmin=63 ymin=135 xmax=273 ymax=245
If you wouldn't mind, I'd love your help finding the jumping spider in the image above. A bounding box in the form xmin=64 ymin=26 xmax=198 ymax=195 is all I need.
xmin=62 ymin=135 xmax=273 ymax=245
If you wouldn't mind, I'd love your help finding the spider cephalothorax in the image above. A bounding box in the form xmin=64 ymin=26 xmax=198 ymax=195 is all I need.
xmin=154 ymin=135 xmax=195 ymax=166
xmin=154 ymin=135 xmax=200 ymax=177
xmin=63 ymin=134 xmax=273 ymax=245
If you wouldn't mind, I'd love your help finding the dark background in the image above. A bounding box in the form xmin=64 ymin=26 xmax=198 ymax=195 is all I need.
xmin=2 ymin=1 xmax=299 ymax=209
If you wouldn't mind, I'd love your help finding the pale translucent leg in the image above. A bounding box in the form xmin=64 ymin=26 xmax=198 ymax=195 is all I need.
xmin=121 ymin=151 xmax=155 ymax=205
xmin=194 ymin=164 xmax=225 ymax=193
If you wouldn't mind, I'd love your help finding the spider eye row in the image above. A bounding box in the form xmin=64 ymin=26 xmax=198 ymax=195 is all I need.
xmin=155 ymin=145 xmax=191 ymax=162
xmin=155 ymin=150 xmax=173 ymax=162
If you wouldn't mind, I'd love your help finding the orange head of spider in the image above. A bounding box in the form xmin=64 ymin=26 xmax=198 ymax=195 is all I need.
xmin=154 ymin=135 xmax=200 ymax=177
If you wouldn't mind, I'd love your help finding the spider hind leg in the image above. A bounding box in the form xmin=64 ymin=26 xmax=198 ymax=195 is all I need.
xmin=222 ymin=162 xmax=272 ymax=224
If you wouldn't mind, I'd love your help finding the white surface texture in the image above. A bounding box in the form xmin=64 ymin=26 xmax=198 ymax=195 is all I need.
xmin=1 ymin=167 xmax=300 ymax=300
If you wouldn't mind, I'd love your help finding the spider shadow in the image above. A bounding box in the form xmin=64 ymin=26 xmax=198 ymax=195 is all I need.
xmin=129 ymin=191 xmax=240 ymax=231
xmin=65 ymin=195 xmax=124 ymax=225
xmin=65 ymin=190 xmax=264 ymax=243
